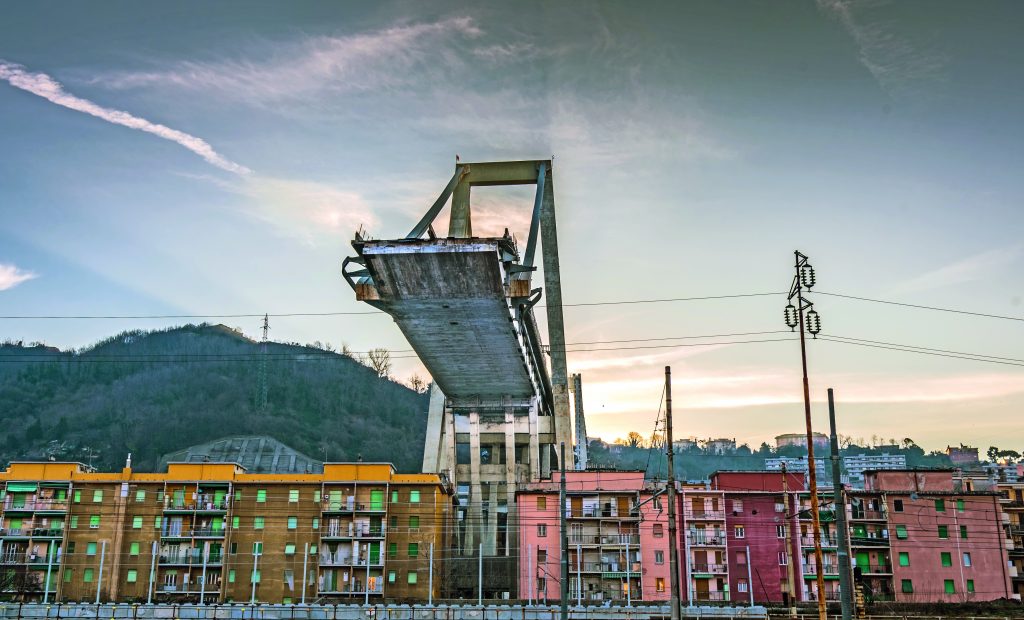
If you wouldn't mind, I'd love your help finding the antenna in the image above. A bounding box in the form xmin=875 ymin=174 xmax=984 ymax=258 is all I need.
xmin=257 ymin=314 xmax=270 ymax=411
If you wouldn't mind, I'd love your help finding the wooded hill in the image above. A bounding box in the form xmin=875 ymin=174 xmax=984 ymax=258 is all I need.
xmin=0 ymin=324 xmax=429 ymax=472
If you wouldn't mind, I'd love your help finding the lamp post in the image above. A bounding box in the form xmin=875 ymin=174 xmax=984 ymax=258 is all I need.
xmin=784 ymin=250 xmax=827 ymax=620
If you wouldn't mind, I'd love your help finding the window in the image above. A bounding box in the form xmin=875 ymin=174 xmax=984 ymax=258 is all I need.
xmin=63 ymin=569 xmax=73 ymax=583
xmin=233 ymin=516 xmax=240 ymax=529
xmin=408 ymin=543 xmax=419 ymax=557
xmin=253 ymin=542 xmax=263 ymax=555
xmin=895 ymin=525 xmax=908 ymax=539
xmin=653 ymin=524 xmax=664 ymax=538
xmin=963 ymin=552 xmax=972 ymax=567
xmin=941 ymin=552 xmax=952 ymax=567
xmin=388 ymin=543 xmax=398 ymax=559
xmin=90 ymin=515 xmax=101 ymax=529
xmin=938 ymin=525 xmax=948 ymax=539
xmin=84 ymin=568 xmax=94 ymax=583
xmin=537 ymin=496 xmax=547 ymax=510
xmin=93 ymin=490 xmax=103 ymax=503
xmin=70 ymin=516 xmax=78 ymax=529
xmin=537 ymin=523 xmax=547 ymax=537
xmin=732 ymin=499 xmax=743 ymax=513
xmin=254 ymin=516 xmax=265 ymax=530
xmin=256 ymin=489 xmax=267 ymax=503
xmin=251 ymin=569 xmax=261 ymax=584
xmin=736 ymin=551 xmax=747 ymax=565
xmin=87 ymin=542 xmax=97 ymax=556
xmin=154 ymin=516 xmax=162 ymax=529
xmin=537 ymin=549 xmax=547 ymax=563
xmin=893 ymin=499 xmax=904 ymax=512
xmin=775 ymin=501 xmax=786 ymax=512
xmin=735 ymin=525 xmax=745 ymax=539
xmin=228 ymin=570 xmax=236 ymax=583
xmin=537 ymin=578 xmax=546 ymax=592
xmin=407 ymin=571 xmax=418 ymax=584
xmin=313 ymin=490 xmax=321 ymax=503
xmin=944 ymin=579 xmax=955 ymax=594
xmin=127 ymin=569 xmax=138 ymax=583
xmin=390 ymin=516 xmax=398 ymax=529
xmin=230 ymin=543 xmax=238 ymax=555
xmin=935 ymin=499 xmax=945 ymax=512
xmin=388 ymin=571 xmax=396 ymax=583
xmin=901 ymin=579 xmax=913 ymax=594
xmin=656 ymin=577 xmax=665 ymax=592
xmin=779 ymin=552 xmax=788 ymax=565
xmin=135 ymin=490 xmax=146 ymax=502
xmin=66 ymin=542 xmax=75 ymax=554
xmin=960 ymin=525 xmax=968 ymax=539
xmin=410 ymin=490 xmax=421 ymax=503
xmin=391 ymin=491 xmax=399 ymax=503
xmin=289 ymin=489 xmax=299 ymax=503
xmin=313 ymin=517 xmax=319 ymax=529
xmin=737 ymin=579 xmax=749 ymax=593
xmin=73 ymin=490 xmax=81 ymax=503
xmin=130 ymin=542 xmax=140 ymax=556
xmin=287 ymin=516 xmax=297 ymax=530
xmin=956 ymin=499 xmax=965 ymax=512
xmin=655 ymin=551 xmax=664 ymax=564
xmin=285 ymin=544 xmax=296 ymax=555
xmin=370 ymin=490 xmax=384 ymax=510
xmin=409 ymin=515 xmax=420 ymax=530
xmin=309 ymin=544 xmax=317 ymax=554
xmin=777 ymin=525 xmax=786 ymax=539
xmin=132 ymin=516 xmax=143 ymax=529
xmin=234 ymin=490 xmax=242 ymax=502
xmin=899 ymin=552 xmax=910 ymax=566
xmin=967 ymin=579 xmax=975 ymax=593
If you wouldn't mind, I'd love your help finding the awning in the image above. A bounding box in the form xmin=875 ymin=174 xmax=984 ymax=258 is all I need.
xmin=7 ymin=483 xmax=38 ymax=492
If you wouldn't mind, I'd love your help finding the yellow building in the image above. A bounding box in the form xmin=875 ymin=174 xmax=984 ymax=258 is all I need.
xmin=0 ymin=461 xmax=451 ymax=604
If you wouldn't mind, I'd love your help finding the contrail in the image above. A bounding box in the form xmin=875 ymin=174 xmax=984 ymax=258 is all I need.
xmin=0 ymin=60 xmax=251 ymax=176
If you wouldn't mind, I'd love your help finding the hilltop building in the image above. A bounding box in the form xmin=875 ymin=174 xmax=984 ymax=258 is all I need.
xmin=843 ymin=453 xmax=907 ymax=488
xmin=776 ymin=433 xmax=829 ymax=451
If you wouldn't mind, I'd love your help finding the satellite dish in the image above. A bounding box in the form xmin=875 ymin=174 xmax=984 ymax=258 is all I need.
xmin=910 ymin=492 xmax=919 ymax=501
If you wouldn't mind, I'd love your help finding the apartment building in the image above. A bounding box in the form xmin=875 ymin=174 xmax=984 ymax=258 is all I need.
xmin=843 ymin=454 xmax=907 ymax=488
xmin=516 ymin=471 xmax=668 ymax=604
xmin=997 ymin=482 xmax=1024 ymax=598
xmin=0 ymin=461 xmax=450 ymax=604
xmin=679 ymin=486 xmax=729 ymax=603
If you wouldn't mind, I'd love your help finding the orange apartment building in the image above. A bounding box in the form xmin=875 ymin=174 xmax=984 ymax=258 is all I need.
xmin=0 ymin=461 xmax=451 ymax=604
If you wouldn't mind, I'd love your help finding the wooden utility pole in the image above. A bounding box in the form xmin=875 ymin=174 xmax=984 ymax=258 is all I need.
xmin=665 ymin=367 xmax=682 ymax=620
xmin=560 ymin=442 xmax=569 ymax=620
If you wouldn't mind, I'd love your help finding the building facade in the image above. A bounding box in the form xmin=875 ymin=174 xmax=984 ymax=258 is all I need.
xmin=997 ymin=481 xmax=1024 ymax=598
xmin=843 ymin=454 xmax=908 ymax=488
xmin=0 ymin=461 xmax=450 ymax=604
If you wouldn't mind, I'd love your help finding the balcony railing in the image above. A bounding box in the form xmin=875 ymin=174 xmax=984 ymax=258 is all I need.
xmin=850 ymin=509 xmax=886 ymax=520
xmin=803 ymin=564 xmax=839 ymax=575
xmin=689 ymin=536 xmax=726 ymax=547
xmin=160 ymin=528 xmax=226 ymax=538
xmin=686 ymin=510 xmax=726 ymax=520
xmin=164 ymin=499 xmax=229 ymax=511
xmin=568 ymin=535 xmax=601 ymax=545
xmin=860 ymin=563 xmax=892 ymax=574
xmin=319 ymin=585 xmax=383 ymax=595
xmin=694 ymin=591 xmax=728 ymax=602
xmin=801 ymin=536 xmax=838 ymax=547
xmin=160 ymin=553 xmax=223 ymax=565
xmin=850 ymin=534 xmax=890 ymax=547
xmin=600 ymin=534 xmax=640 ymax=545
xmin=2 ymin=500 xmax=69 ymax=512
xmin=690 ymin=563 xmax=728 ymax=574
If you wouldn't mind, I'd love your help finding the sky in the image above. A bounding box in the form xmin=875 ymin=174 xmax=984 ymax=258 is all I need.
xmin=1 ymin=1 xmax=1022 ymax=454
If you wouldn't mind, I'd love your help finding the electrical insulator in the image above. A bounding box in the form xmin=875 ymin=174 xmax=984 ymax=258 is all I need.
xmin=784 ymin=304 xmax=798 ymax=330
xmin=807 ymin=309 xmax=821 ymax=337
xmin=800 ymin=264 xmax=816 ymax=289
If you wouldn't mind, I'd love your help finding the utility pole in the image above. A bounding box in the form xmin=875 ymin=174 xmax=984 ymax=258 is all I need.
xmin=665 ymin=366 xmax=681 ymax=620
xmin=781 ymin=464 xmax=797 ymax=618
xmin=258 ymin=314 xmax=269 ymax=411
xmin=783 ymin=251 xmax=827 ymax=620
xmin=828 ymin=388 xmax=854 ymax=620
xmin=559 ymin=442 xmax=569 ymax=620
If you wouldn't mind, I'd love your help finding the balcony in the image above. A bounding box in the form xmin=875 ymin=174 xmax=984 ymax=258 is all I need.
xmin=320 ymin=585 xmax=383 ymax=595
xmin=803 ymin=564 xmax=839 ymax=576
xmin=693 ymin=591 xmax=729 ymax=602
xmin=850 ymin=534 xmax=890 ymax=547
xmin=600 ymin=534 xmax=640 ymax=546
xmin=690 ymin=563 xmax=728 ymax=574
xmin=2 ymin=500 xmax=69 ymax=512
xmin=569 ymin=535 xmax=601 ymax=546
xmin=159 ymin=553 xmax=223 ymax=566
xmin=859 ymin=563 xmax=892 ymax=575
xmin=801 ymin=536 xmax=838 ymax=547
xmin=164 ymin=499 xmax=229 ymax=512
xmin=160 ymin=528 xmax=226 ymax=539
xmin=686 ymin=510 xmax=726 ymax=521
xmin=322 ymin=499 xmax=385 ymax=513
xmin=850 ymin=509 xmax=886 ymax=521
xmin=689 ymin=536 xmax=726 ymax=547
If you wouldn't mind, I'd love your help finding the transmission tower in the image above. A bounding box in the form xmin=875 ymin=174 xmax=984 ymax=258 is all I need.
xmin=257 ymin=314 xmax=269 ymax=411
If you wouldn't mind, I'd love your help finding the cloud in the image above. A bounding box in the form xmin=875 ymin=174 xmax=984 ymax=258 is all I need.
xmin=816 ymin=0 xmax=947 ymax=97
xmin=101 ymin=17 xmax=483 ymax=102
xmin=897 ymin=244 xmax=1022 ymax=293
xmin=0 ymin=60 xmax=250 ymax=175
xmin=0 ymin=264 xmax=37 ymax=291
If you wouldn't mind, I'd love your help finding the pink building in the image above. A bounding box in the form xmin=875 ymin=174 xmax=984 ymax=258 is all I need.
xmin=713 ymin=470 xmax=806 ymax=605
xmin=864 ymin=469 xmax=1013 ymax=602
xmin=516 ymin=471 xmax=670 ymax=603
xmin=679 ymin=486 xmax=730 ymax=602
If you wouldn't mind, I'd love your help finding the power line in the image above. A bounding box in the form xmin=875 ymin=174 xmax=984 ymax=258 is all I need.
xmin=817 ymin=291 xmax=1024 ymax=323
xmin=820 ymin=336 xmax=1024 ymax=368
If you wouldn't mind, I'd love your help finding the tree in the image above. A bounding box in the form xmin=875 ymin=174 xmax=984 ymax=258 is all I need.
xmin=625 ymin=432 xmax=644 ymax=448
xmin=987 ymin=446 xmax=999 ymax=462
xmin=407 ymin=374 xmax=426 ymax=394
xmin=366 ymin=348 xmax=392 ymax=378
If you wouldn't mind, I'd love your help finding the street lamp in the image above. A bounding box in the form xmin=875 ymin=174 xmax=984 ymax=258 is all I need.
xmin=785 ymin=251 xmax=827 ymax=620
